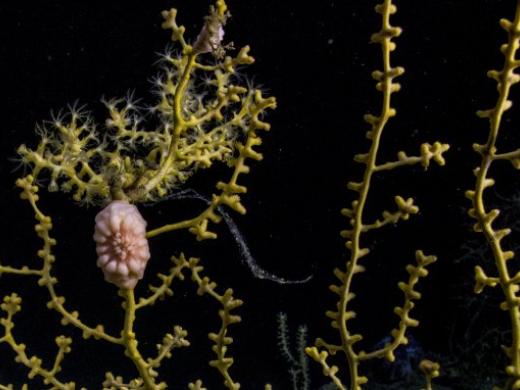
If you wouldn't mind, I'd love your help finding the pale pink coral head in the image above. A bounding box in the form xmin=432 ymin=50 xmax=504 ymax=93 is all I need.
xmin=93 ymin=201 xmax=150 ymax=289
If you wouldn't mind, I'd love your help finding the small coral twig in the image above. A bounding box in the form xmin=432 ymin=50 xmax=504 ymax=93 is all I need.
xmin=50 ymin=335 xmax=73 ymax=377
xmin=306 ymin=347 xmax=346 ymax=390
xmin=358 ymin=195 xmax=418 ymax=233
xmin=188 ymin=380 xmax=207 ymax=390
xmin=0 ymin=294 xmax=76 ymax=389
xmin=419 ymin=359 xmax=440 ymax=390
xmin=176 ymin=255 xmax=243 ymax=390
xmin=308 ymin=1 xmax=448 ymax=389
xmin=102 ymin=372 xmax=144 ymax=390
xmin=147 ymin=326 xmax=190 ymax=370
xmin=136 ymin=254 xmax=191 ymax=310
xmin=357 ymin=251 xmax=437 ymax=362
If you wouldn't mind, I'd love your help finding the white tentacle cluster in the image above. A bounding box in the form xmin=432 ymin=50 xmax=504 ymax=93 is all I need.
xmin=93 ymin=201 xmax=150 ymax=289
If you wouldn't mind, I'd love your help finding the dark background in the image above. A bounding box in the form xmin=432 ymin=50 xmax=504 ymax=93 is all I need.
xmin=1 ymin=0 xmax=519 ymax=388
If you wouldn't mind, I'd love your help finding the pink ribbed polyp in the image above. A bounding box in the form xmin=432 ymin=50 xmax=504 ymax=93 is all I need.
xmin=93 ymin=201 xmax=150 ymax=289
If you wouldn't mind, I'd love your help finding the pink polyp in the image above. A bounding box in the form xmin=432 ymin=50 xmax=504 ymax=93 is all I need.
xmin=93 ymin=200 xmax=150 ymax=289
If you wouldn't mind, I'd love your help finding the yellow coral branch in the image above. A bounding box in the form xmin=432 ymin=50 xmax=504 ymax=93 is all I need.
xmin=466 ymin=1 xmax=520 ymax=387
xmin=335 ymin=1 xmax=405 ymax=387
xmin=120 ymin=288 xmax=161 ymax=389
xmin=309 ymin=1 xmax=446 ymax=388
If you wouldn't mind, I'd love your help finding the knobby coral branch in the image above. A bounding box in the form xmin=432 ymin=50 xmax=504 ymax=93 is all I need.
xmin=465 ymin=1 xmax=520 ymax=388
xmin=307 ymin=1 xmax=448 ymax=389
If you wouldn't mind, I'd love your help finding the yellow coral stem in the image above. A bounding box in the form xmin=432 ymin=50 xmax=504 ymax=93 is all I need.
xmin=338 ymin=0 xmax=398 ymax=386
xmin=186 ymin=257 xmax=241 ymax=389
xmin=121 ymin=288 xmax=156 ymax=389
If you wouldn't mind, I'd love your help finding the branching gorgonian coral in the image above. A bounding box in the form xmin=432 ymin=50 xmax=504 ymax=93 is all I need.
xmin=305 ymin=1 xmax=449 ymax=389
xmin=0 ymin=1 xmax=276 ymax=388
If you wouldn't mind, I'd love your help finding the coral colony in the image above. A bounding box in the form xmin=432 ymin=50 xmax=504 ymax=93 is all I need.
xmin=1 ymin=0 xmax=276 ymax=388
xmin=3 ymin=0 xmax=520 ymax=389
